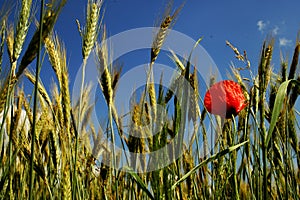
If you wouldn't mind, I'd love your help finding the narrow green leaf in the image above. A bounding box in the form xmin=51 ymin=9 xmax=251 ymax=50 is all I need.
xmin=168 ymin=49 xmax=185 ymax=72
xmin=188 ymin=37 xmax=203 ymax=62
xmin=123 ymin=166 xmax=155 ymax=200
xmin=171 ymin=140 xmax=249 ymax=190
xmin=266 ymin=79 xmax=300 ymax=146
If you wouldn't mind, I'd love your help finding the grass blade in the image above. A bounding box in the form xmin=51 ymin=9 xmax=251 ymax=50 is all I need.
xmin=123 ymin=166 xmax=155 ymax=200
xmin=266 ymin=79 xmax=300 ymax=146
xmin=171 ymin=140 xmax=249 ymax=190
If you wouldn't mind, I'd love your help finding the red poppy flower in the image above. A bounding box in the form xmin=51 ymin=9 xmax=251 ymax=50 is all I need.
xmin=204 ymin=80 xmax=247 ymax=118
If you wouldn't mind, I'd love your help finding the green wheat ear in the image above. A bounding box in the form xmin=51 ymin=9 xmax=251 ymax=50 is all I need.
xmin=82 ymin=0 xmax=102 ymax=60
xmin=17 ymin=0 xmax=66 ymax=79
xmin=13 ymin=0 xmax=33 ymax=62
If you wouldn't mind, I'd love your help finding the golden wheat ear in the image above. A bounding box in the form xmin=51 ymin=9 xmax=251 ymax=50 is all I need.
xmin=44 ymin=34 xmax=62 ymax=85
xmin=150 ymin=2 xmax=184 ymax=66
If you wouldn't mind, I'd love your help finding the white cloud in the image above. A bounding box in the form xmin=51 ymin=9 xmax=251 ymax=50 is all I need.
xmin=272 ymin=26 xmax=279 ymax=35
xmin=257 ymin=20 xmax=266 ymax=32
xmin=279 ymin=38 xmax=292 ymax=47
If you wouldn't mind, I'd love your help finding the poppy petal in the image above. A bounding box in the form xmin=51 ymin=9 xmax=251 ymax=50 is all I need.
xmin=204 ymin=80 xmax=247 ymax=118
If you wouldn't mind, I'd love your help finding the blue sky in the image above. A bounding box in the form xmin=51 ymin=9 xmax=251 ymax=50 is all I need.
xmin=57 ymin=0 xmax=300 ymax=109
xmin=1 ymin=0 xmax=299 ymax=88
xmin=52 ymin=0 xmax=300 ymax=81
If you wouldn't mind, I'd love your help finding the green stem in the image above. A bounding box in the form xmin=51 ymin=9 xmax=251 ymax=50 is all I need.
xmin=231 ymin=118 xmax=240 ymax=200
xmin=108 ymin=104 xmax=118 ymax=199
xmin=260 ymin=93 xmax=267 ymax=200
xmin=72 ymin=56 xmax=88 ymax=199
xmin=29 ymin=0 xmax=45 ymax=199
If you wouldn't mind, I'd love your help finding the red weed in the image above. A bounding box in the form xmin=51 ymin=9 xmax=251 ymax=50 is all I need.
xmin=204 ymin=80 xmax=247 ymax=118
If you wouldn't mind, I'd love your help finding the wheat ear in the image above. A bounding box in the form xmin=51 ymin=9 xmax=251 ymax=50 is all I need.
xmin=16 ymin=1 xmax=66 ymax=78
xmin=150 ymin=4 xmax=183 ymax=65
xmin=96 ymin=31 xmax=113 ymax=105
xmin=13 ymin=0 xmax=32 ymax=62
xmin=62 ymin=165 xmax=72 ymax=200
xmin=6 ymin=24 xmax=14 ymax=63
xmin=82 ymin=0 xmax=102 ymax=60
xmin=24 ymin=69 xmax=52 ymax=108
xmin=44 ymin=34 xmax=62 ymax=85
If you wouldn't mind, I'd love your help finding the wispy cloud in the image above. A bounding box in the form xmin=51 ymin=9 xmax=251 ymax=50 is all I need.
xmin=257 ymin=20 xmax=266 ymax=33
xmin=279 ymin=38 xmax=292 ymax=47
xmin=257 ymin=21 xmax=281 ymax=35
xmin=272 ymin=26 xmax=279 ymax=35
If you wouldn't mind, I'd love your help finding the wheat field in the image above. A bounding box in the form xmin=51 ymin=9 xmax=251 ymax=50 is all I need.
xmin=0 ymin=0 xmax=299 ymax=199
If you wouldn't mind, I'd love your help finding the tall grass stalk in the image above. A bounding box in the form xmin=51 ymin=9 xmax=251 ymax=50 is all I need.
xmin=75 ymin=1 xmax=102 ymax=198
xmin=29 ymin=0 xmax=45 ymax=199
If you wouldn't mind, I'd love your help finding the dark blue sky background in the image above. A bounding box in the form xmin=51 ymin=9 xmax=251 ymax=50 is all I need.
xmin=53 ymin=0 xmax=299 ymax=78
xmin=1 ymin=0 xmax=299 ymax=86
